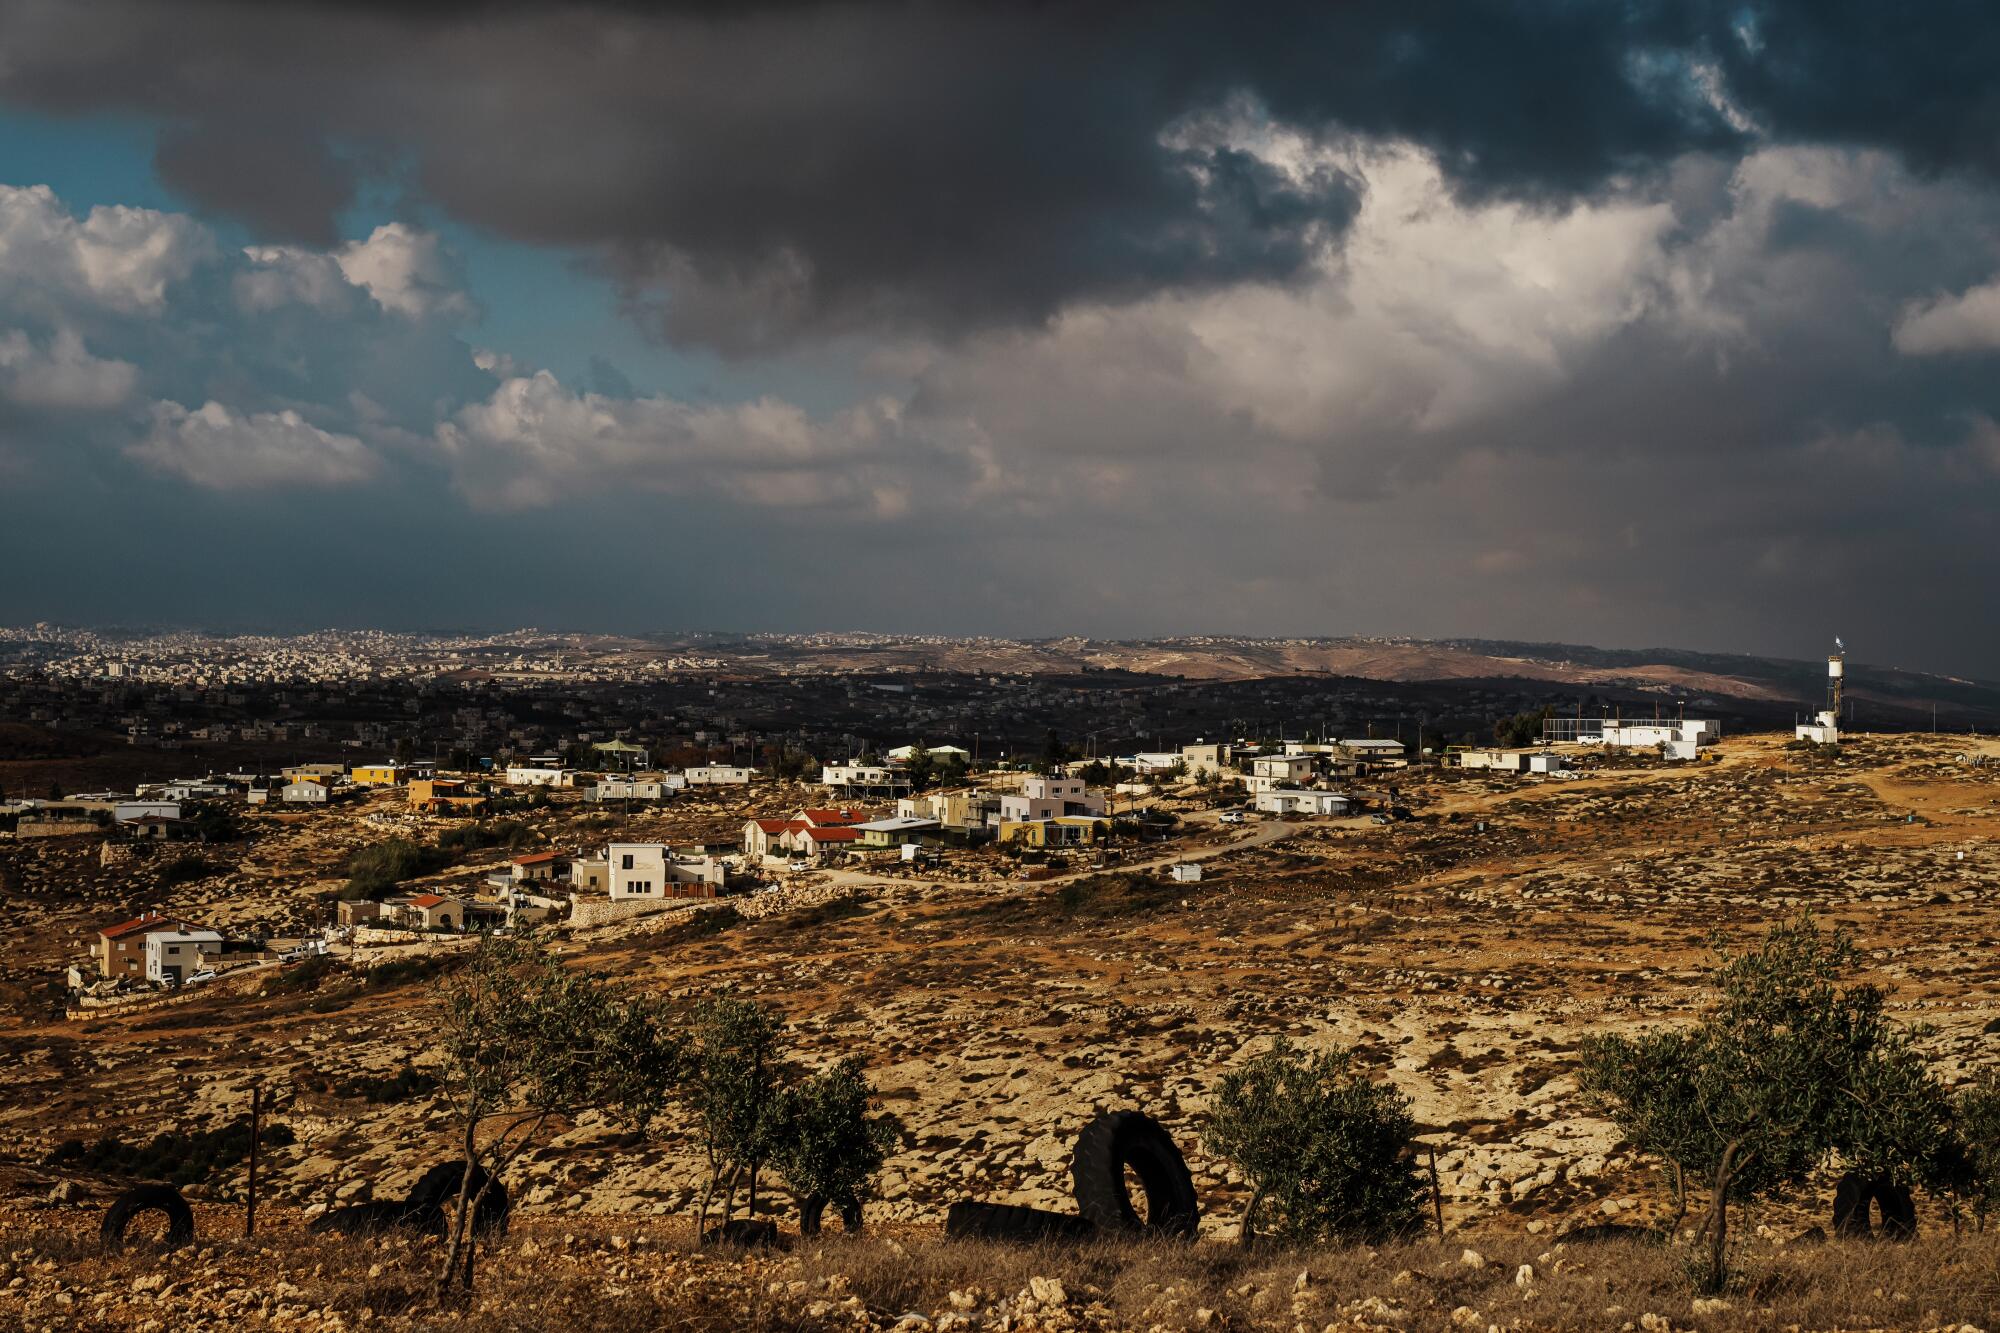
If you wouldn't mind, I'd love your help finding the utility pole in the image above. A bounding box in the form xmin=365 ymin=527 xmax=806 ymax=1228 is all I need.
xmin=245 ymin=1080 xmax=263 ymax=1237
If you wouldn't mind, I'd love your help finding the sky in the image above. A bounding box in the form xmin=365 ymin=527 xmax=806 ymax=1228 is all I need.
xmin=2 ymin=2 xmax=2000 ymax=676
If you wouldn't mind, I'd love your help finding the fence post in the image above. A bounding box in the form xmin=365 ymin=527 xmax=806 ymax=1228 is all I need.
xmin=246 ymin=1081 xmax=262 ymax=1238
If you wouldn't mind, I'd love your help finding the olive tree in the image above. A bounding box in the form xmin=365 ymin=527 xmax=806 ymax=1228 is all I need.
xmin=1580 ymin=916 xmax=1953 ymax=1291
xmin=1203 ymin=1038 xmax=1426 ymax=1248
xmin=434 ymin=935 xmax=680 ymax=1294
xmin=682 ymin=994 xmax=787 ymax=1237
xmin=1953 ymin=1072 xmax=2000 ymax=1229
xmin=773 ymin=1057 xmax=905 ymax=1234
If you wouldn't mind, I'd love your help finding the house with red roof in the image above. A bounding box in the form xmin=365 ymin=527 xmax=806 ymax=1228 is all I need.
xmin=95 ymin=911 xmax=204 ymax=979
xmin=743 ymin=817 xmax=804 ymax=860
xmin=507 ymin=850 xmax=567 ymax=883
xmin=384 ymin=892 xmax=466 ymax=931
xmin=783 ymin=824 xmax=862 ymax=861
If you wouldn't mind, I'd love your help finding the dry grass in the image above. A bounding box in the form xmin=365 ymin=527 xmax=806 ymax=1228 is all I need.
xmin=4 ymin=1205 xmax=1999 ymax=1330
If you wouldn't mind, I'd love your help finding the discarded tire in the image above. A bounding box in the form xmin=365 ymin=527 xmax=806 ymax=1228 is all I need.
xmin=404 ymin=1161 xmax=511 ymax=1237
xmin=1557 ymin=1222 xmax=1661 ymax=1245
xmin=100 ymin=1184 xmax=195 ymax=1252
xmin=1832 ymin=1173 xmax=1917 ymax=1241
xmin=1069 ymin=1110 xmax=1199 ymax=1238
xmin=799 ymin=1195 xmax=865 ymax=1236
xmin=1832 ymin=1173 xmax=1871 ymax=1237
xmin=945 ymin=1200 xmax=1095 ymax=1243
xmin=704 ymin=1218 xmax=781 ymax=1248
xmin=310 ymin=1200 xmax=427 ymax=1237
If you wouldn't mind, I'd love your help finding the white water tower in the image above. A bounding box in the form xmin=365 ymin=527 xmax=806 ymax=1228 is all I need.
xmin=1795 ymin=638 xmax=1844 ymax=745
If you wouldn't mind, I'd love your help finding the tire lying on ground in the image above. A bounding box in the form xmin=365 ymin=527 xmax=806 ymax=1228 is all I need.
xmin=100 ymin=1184 xmax=195 ymax=1253
xmin=1832 ymin=1172 xmax=1918 ymax=1241
xmin=1069 ymin=1110 xmax=1200 ymax=1238
xmin=1557 ymin=1222 xmax=1662 ymax=1245
xmin=703 ymin=1218 xmax=781 ymax=1248
xmin=798 ymin=1195 xmax=865 ymax=1236
xmin=945 ymin=1200 xmax=1095 ymax=1243
xmin=310 ymin=1199 xmax=428 ymax=1237
xmin=403 ymin=1161 xmax=511 ymax=1237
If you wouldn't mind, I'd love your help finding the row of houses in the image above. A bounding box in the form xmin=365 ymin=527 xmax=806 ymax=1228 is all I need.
xmin=89 ymin=911 xmax=321 ymax=987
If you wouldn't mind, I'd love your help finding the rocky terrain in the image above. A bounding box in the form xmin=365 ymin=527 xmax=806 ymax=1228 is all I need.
xmin=2 ymin=731 xmax=1999 ymax=1328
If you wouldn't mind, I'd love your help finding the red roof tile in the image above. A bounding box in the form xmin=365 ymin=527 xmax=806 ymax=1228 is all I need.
xmin=407 ymin=893 xmax=449 ymax=908
xmin=800 ymin=808 xmax=867 ymax=825
xmin=511 ymin=852 xmax=561 ymax=865
xmin=99 ymin=911 xmax=189 ymax=940
xmin=800 ymin=826 xmax=861 ymax=842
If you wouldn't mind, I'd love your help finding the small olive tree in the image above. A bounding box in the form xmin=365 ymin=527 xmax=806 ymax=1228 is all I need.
xmin=773 ymin=1057 xmax=905 ymax=1234
xmin=1953 ymin=1072 xmax=2000 ymax=1229
xmin=1581 ymin=916 xmax=1953 ymax=1291
xmin=683 ymin=994 xmax=788 ymax=1237
xmin=434 ymin=935 xmax=680 ymax=1294
xmin=1204 ymin=1038 xmax=1426 ymax=1248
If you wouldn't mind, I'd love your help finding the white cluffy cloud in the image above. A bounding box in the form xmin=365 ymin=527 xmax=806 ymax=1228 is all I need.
xmin=130 ymin=400 xmax=380 ymax=489
xmin=436 ymin=370 xmax=912 ymax=514
xmin=0 ymin=328 xmax=138 ymax=410
xmin=1892 ymin=277 xmax=2000 ymax=354
xmin=237 ymin=222 xmax=474 ymax=320
xmin=0 ymin=184 xmax=211 ymax=312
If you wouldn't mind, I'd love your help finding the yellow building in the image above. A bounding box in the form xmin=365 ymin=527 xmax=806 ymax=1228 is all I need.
xmin=997 ymin=816 xmax=1111 ymax=847
xmin=351 ymin=763 xmax=408 ymax=787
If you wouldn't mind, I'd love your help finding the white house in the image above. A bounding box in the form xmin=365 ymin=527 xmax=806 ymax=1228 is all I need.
xmin=1169 ymin=863 xmax=1203 ymax=883
xmin=822 ymin=762 xmax=909 ymax=795
xmin=1253 ymin=789 xmax=1355 ymax=816
xmin=1245 ymin=754 xmax=1315 ymax=792
xmin=589 ymin=777 xmax=669 ymax=802
xmin=1126 ymin=751 xmax=1183 ymax=772
xmin=603 ymin=842 xmax=725 ymax=898
xmin=1339 ymin=739 xmax=1407 ymax=762
xmin=998 ymin=775 xmax=1106 ymax=823
xmin=1526 ymin=752 xmax=1571 ymax=774
xmin=505 ymin=765 xmax=572 ymax=787
xmin=886 ymin=744 xmax=971 ymax=762
xmin=607 ymin=842 xmax=670 ymax=898
xmin=145 ymin=930 xmax=224 ymax=983
xmin=281 ymin=778 xmax=330 ymax=804
xmin=1796 ymin=711 xmax=1840 ymax=745
xmin=1457 ymin=748 xmax=1527 ymax=772
xmin=114 ymin=800 xmax=181 ymax=824
xmin=683 ymin=766 xmax=757 ymax=786
xmin=1179 ymin=743 xmax=1231 ymax=779
xmin=1600 ymin=718 xmax=1717 ymax=761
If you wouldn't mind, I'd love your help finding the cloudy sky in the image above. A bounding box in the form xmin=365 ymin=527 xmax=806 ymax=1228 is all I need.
xmin=2 ymin=2 xmax=1999 ymax=674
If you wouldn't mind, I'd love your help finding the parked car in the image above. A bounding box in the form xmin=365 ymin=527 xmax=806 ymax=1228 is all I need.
xmin=184 ymin=969 xmax=217 ymax=985
xmin=1217 ymin=810 xmax=1245 ymax=825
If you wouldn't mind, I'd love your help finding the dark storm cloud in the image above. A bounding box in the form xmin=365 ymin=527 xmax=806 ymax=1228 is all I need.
xmin=0 ymin=2 xmax=1754 ymax=348
xmin=5 ymin=1 xmax=2000 ymax=349
xmin=154 ymin=123 xmax=358 ymax=247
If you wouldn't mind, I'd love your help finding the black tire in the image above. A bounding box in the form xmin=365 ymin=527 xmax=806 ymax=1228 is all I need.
xmin=1069 ymin=1111 xmax=1199 ymax=1238
xmin=1872 ymin=1180 xmax=1917 ymax=1241
xmin=404 ymin=1161 xmax=510 ymax=1237
xmin=703 ymin=1218 xmax=780 ymax=1248
xmin=1832 ymin=1172 xmax=1872 ymax=1237
xmin=1558 ymin=1222 xmax=1661 ymax=1245
xmin=310 ymin=1200 xmax=425 ymax=1236
xmin=944 ymin=1200 xmax=1094 ymax=1243
xmin=800 ymin=1195 xmax=866 ymax=1236
xmin=100 ymin=1184 xmax=195 ymax=1252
